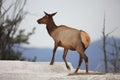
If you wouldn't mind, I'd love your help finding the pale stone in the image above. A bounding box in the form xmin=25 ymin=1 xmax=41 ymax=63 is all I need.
xmin=0 ymin=61 xmax=120 ymax=80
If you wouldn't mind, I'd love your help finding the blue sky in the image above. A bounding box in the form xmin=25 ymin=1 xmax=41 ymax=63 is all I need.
xmin=4 ymin=0 xmax=120 ymax=48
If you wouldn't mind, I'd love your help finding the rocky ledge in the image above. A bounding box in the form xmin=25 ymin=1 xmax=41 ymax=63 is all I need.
xmin=0 ymin=61 xmax=119 ymax=80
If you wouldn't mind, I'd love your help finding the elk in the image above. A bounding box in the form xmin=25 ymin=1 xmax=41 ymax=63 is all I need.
xmin=37 ymin=12 xmax=91 ymax=73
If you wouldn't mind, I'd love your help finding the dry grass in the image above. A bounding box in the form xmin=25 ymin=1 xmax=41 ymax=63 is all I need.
xmin=68 ymin=72 xmax=105 ymax=76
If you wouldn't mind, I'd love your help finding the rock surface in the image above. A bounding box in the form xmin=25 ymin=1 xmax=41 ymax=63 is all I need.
xmin=0 ymin=61 xmax=120 ymax=80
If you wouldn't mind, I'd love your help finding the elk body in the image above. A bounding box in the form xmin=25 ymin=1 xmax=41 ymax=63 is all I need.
xmin=37 ymin=12 xmax=91 ymax=73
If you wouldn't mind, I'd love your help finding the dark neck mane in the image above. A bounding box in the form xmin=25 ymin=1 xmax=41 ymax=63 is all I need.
xmin=46 ymin=18 xmax=57 ymax=36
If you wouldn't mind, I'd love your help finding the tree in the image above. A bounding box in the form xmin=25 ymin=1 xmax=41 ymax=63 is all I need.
xmin=108 ymin=37 xmax=120 ymax=73
xmin=101 ymin=12 xmax=119 ymax=73
xmin=102 ymin=12 xmax=108 ymax=73
xmin=0 ymin=0 xmax=36 ymax=61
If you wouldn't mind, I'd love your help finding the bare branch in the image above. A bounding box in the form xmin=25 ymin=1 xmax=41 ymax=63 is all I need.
xmin=106 ymin=27 xmax=118 ymax=37
xmin=0 ymin=4 xmax=13 ymax=19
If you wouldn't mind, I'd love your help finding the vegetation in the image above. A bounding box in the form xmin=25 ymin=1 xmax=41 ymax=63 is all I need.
xmin=0 ymin=0 xmax=36 ymax=61
xmin=107 ymin=37 xmax=120 ymax=73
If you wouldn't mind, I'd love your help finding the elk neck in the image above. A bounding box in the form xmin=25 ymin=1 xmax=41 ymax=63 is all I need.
xmin=46 ymin=18 xmax=57 ymax=36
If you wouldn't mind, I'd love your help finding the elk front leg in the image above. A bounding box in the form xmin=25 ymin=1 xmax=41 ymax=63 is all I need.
xmin=50 ymin=45 xmax=57 ymax=65
xmin=63 ymin=48 xmax=70 ymax=70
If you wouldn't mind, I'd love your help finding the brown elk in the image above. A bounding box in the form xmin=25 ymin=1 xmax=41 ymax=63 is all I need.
xmin=37 ymin=12 xmax=91 ymax=73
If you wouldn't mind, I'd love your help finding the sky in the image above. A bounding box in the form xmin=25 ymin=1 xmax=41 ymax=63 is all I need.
xmin=4 ymin=0 xmax=120 ymax=48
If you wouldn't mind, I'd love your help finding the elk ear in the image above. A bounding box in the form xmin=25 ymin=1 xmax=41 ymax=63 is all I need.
xmin=51 ymin=12 xmax=57 ymax=16
xmin=44 ymin=11 xmax=48 ymax=15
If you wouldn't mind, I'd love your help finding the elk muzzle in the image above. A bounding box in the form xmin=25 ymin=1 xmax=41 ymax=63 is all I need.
xmin=37 ymin=19 xmax=41 ymax=24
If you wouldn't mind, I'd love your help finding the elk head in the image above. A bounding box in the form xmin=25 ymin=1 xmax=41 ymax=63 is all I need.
xmin=37 ymin=11 xmax=57 ymax=24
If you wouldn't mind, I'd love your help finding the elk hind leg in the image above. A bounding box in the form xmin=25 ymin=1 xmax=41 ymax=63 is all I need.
xmin=84 ymin=54 xmax=88 ymax=73
xmin=74 ymin=54 xmax=83 ymax=73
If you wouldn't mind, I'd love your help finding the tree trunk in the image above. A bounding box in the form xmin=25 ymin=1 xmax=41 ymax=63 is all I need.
xmin=102 ymin=12 xmax=108 ymax=73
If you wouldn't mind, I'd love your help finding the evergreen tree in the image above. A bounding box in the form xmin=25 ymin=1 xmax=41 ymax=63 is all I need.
xmin=0 ymin=0 xmax=36 ymax=61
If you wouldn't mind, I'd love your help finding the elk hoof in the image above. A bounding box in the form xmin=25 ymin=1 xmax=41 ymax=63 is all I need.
xmin=74 ymin=71 xmax=78 ymax=74
xmin=74 ymin=69 xmax=78 ymax=73
xmin=86 ymin=71 xmax=89 ymax=74
xmin=67 ymin=66 xmax=71 ymax=70
xmin=50 ymin=62 xmax=54 ymax=65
